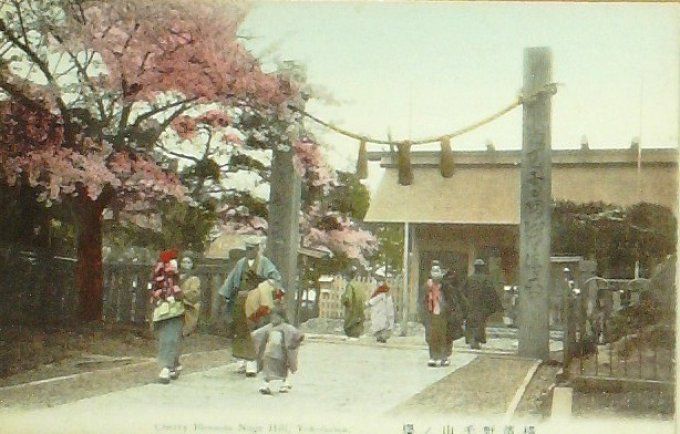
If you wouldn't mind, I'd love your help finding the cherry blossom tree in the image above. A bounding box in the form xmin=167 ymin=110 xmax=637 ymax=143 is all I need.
xmin=152 ymin=105 xmax=377 ymax=264
xmin=0 ymin=0 xmax=296 ymax=320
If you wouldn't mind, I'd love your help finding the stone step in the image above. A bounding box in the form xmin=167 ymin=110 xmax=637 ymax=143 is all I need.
xmin=487 ymin=326 xmax=564 ymax=341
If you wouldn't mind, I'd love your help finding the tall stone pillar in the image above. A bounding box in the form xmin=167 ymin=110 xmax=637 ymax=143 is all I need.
xmin=518 ymin=47 xmax=553 ymax=360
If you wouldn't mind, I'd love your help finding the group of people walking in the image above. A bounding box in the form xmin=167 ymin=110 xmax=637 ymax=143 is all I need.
xmin=216 ymin=238 xmax=303 ymax=394
xmin=150 ymin=237 xmax=303 ymax=395
xmin=340 ymin=257 xmax=502 ymax=369
xmin=149 ymin=237 xmax=501 ymax=391
xmin=422 ymin=258 xmax=502 ymax=367
xmin=341 ymin=266 xmax=396 ymax=343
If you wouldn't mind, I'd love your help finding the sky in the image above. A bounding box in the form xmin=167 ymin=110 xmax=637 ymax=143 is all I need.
xmin=239 ymin=1 xmax=679 ymax=190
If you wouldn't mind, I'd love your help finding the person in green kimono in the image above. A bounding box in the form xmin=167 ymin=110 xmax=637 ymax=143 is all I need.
xmin=218 ymin=237 xmax=282 ymax=376
xmin=341 ymin=266 xmax=365 ymax=339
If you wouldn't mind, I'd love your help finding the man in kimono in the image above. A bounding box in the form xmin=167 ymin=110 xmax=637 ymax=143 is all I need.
xmin=462 ymin=259 xmax=502 ymax=349
xmin=218 ymin=237 xmax=282 ymax=376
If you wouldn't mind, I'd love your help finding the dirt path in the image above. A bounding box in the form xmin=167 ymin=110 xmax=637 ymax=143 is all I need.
xmin=3 ymin=342 xmax=481 ymax=434
xmin=391 ymin=355 xmax=541 ymax=417
xmin=0 ymin=348 xmax=232 ymax=409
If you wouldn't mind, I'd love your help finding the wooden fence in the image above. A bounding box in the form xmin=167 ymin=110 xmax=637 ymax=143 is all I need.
xmin=101 ymin=258 xmax=233 ymax=325
xmin=0 ymin=250 xmax=233 ymax=327
xmin=0 ymin=249 xmax=410 ymax=328
xmin=563 ymin=275 xmax=674 ymax=385
xmin=0 ymin=250 xmax=79 ymax=326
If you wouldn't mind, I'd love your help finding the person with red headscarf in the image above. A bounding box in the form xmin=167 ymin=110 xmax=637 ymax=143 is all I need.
xmin=423 ymin=263 xmax=452 ymax=367
xmin=150 ymin=248 xmax=186 ymax=383
xmin=366 ymin=277 xmax=395 ymax=343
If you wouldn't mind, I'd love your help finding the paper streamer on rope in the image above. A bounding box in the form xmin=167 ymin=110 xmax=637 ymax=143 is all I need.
xmin=397 ymin=141 xmax=413 ymax=186
xmin=440 ymin=137 xmax=454 ymax=178
xmin=287 ymin=84 xmax=558 ymax=187
xmin=356 ymin=139 xmax=368 ymax=179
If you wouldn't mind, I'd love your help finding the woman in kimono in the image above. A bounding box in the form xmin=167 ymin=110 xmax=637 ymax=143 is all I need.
xmin=175 ymin=251 xmax=202 ymax=377
xmin=423 ymin=264 xmax=452 ymax=367
xmin=150 ymin=249 xmax=185 ymax=383
xmin=341 ymin=270 xmax=366 ymax=339
xmin=366 ymin=278 xmax=395 ymax=343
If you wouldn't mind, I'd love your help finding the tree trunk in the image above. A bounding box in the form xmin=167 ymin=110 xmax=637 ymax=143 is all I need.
xmin=75 ymin=198 xmax=105 ymax=322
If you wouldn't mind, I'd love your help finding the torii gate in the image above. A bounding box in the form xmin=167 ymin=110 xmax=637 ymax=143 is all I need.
xmin=398 ymin=47 xmax=554 ymax=359
xmin=269 ymin=47 xmax=555 ymax=359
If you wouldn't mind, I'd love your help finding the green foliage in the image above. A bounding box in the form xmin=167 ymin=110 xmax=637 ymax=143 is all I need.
xmin=297 ymin=171 xmax=373 ymax=287
xmin=366 ymin=223 xmax=404 ymax=276
xmin=228 ymin=153 xmax=267 ymax=174
xmin=104 ymin=157 xmax=225 ymax=253
xmin=0 ymin=183 xmax=76 ymax=256
xmin=326 ymin=171 xmax=370 ymax=220
xmin=552 ymin=201 xmax=676 ymax=278
xmin=226 ymin=191 xmax=269 ymax=220
xmin=186 ymin=158 xmax=222 ymax=182
xmin=105 ymin=199 xmax=218 ymax=254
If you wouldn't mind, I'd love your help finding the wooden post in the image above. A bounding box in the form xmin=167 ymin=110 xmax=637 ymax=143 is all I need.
xmin=400 ymin=222 xmax=410 ymax=335
xmin=518 ymin=47 xmax=553 ymax=360
xmin=266 ymin=127 xmax=302 ymax=324
xmin=295 ymin=255 xmax=306 ymax=326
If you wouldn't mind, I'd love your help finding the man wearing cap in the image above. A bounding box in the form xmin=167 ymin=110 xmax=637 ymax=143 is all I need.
xmin=218 ymin=237 xmax=282 ymax=376
xmin=462 ymin=259 xmax=502 ymax=349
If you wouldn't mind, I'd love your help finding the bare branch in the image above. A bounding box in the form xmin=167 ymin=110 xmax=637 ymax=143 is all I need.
xmin=65 ymin=49 xmax=106 ymax=120
xmin=136 ymin=103 xmax=192 ymax=148
xmin=11 ymin=0 xmax=30 ymax=47
xmin=52 ymin=51 xmax=67 ymax=74
xmin=156 ymin=143 xmax=200 ymax=163
xmin=0 ymin=17 xmax=73 ymax=140
xmin=138 ymin=50 xmax=151 ymax=75
xmin=0 ymin=41 xmax=12 ymax=57
xmin=130 ymin=97 xmax=197 ymax=131
xmin=114 ymin=103 xmax=133 ymax=149
xmin=0 ymin=18 xmax=54 ymax=85
xmin=206 ymin=186 xmax=238 ymax=194
xmin=202 ymin=129 xmax=213 ymax=159
xmin=206 ymin=147 xmax=220 ymax=158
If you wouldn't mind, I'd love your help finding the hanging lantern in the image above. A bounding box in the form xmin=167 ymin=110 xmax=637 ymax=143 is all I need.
xmin=397 ymin=141 xmax=413 ymax=186
xmin=440 ymin=137 xmax=454 ymax=178
xmin=356 ymin=139 xmax=368 ymax=179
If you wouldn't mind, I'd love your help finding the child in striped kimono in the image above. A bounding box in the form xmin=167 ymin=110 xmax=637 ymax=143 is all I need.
xmin=251 ymin=307 xmax=304 ymax=395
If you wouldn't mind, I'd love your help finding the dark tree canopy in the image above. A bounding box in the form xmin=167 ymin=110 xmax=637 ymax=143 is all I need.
xmin=552 ymin=201 xmax=676 ymax=278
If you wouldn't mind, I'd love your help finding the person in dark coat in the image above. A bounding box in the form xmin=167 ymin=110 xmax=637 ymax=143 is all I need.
xmin=442 ymin=269 xmax=466 ymax=346
xmin=462 ymin=259 xmax=502 ymax=349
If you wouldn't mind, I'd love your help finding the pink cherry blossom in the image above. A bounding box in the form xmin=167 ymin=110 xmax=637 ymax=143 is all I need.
xmin=171 ymin=115 xmax=199 ymax=140
xmin=293 ymin=138 xmax=337 ymax=188
xmin=300 ymin=211 xmax=378 ymax=265
xmin=71 ymin=0 xmax=295 ymax=106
